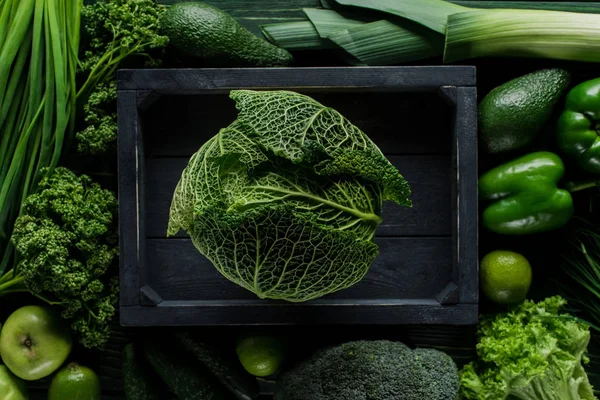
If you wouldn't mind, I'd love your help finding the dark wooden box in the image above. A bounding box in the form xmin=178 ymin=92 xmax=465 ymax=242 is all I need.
xmin=117 ymin=66 xmax=478 ymax=327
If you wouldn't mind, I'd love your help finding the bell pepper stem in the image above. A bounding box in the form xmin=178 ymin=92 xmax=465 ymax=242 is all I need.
xmin=566 ymin=180 xmax=600 ymax=192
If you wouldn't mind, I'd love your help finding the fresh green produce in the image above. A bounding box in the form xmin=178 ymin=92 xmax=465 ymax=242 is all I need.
xmin=479 ymin=151 xmax=573 ymax=235
xmin=459 ymin=296 xmax=596 ymax=399
xmin=76 ymin=82 xmax=117 ymax=155
xmin=144 ymin=339 xmax=235 ymax=400
xmin=557 ymin=77 xmax=600 ymax=175
xmin=0 ymin=167 xmax=119 ymax=349
xmin=123 ymin=343 xmax=175 ymax=400
xmin=77 ymin=0 xmax=168 ymax=105
xmin=175 ymin=332 xmax=260 ymax=400
xmin=274 ymin=340 xmax=459 ymax=400
xmin=236 ymin=335 xmax=285 ymax=377
xmin=0 ymin=305 xmax=72 ymax=381
xmin=48 ymin=362 xmax=101 ymax=400
xmin=266 ymin=0 xmax=600 ymax=65
xmin=0 ymin=0 xmax=82 ymax=274
xmin=75 ymin=0 xmax=168 ymax=155
xmin=479 ymin=69 xmax=571 ymax=154
xmin=0 ymin=365 xmax=29 ymax=400
xmin=167 ymin=90 xmax=411 ymax=302
xmin=480 ymin=250 xmax=532 ymax=305
xmin=160 ymin=2 xmax=293 ymax=67
xmin=443 ymin=8 xmax=600 ymax=63
xmin=560 ymin=222 xmax=600 ymax=332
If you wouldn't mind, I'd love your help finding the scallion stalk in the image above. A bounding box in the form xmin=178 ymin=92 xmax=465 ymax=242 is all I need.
xmin=444 ymin=8 xmax=600 ymax=63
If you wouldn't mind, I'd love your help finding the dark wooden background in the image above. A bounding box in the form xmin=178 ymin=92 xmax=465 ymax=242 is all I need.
xmin=14 ymin=0 xmax=600 ymax=398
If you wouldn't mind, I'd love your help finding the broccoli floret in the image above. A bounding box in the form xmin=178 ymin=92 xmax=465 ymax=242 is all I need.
xmin=5 ymin=167 xmax=119 ymax=349
xmin=274 ymin=340 xmax=459 ymax=400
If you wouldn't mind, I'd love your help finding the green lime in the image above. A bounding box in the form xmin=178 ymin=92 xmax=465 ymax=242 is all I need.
xmin=48 ymin=362 xmax=101 ymax=400
xmin=480 ymin=250 xmax=532 ymax=305
xmin=236 ymin=336 xmax=284 ymax=377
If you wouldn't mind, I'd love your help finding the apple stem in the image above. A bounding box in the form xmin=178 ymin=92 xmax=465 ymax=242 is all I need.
xmin=24 ymin=338 xmax=32 ymax=348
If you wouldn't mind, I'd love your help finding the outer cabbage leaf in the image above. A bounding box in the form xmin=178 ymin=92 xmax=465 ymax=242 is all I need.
xmin=192 ymin=204 xmax=379 ymax=301
xmin=167 ymin=90 xmax=412 ymax=302
xmin=231 ymin=90 xmax=411 ymax=205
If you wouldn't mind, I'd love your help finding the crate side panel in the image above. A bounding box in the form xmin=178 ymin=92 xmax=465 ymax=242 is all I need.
xmin=143 ymin=92 xmax=453 ymax=157
xmin=117 ymin=67 xmax=476 ymax=92
xmin=118 ymin=90 xmax=141 ymax=306
xmin=144 ymin=237 xmax=453 ymax=301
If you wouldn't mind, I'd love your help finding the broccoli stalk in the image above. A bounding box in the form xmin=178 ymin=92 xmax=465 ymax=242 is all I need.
xmin=0 ymin=167 xmax=119 ymax=349
xmin=75 ymin=0 xmax=168 ymax=154
xmin=459 ymin=296 xmax=597 ymax=400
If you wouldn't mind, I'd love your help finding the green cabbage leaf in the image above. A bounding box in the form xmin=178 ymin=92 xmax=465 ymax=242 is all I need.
xmin=167 ymin=90 xmax=411 ymax=302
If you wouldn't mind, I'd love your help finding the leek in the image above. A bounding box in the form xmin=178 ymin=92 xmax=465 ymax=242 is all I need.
xmin=329 ymin=20 xmax=443 ymax=65
xmin=450 ymin=1 xmax=600 ymax=14
xmin=303 ymin=8 xmax=368 ymax=38
xmin=260 ymin=21 xmax=331 ymax=50
xmin=444 ymin=8 xmax=600 ymax=63
xmin=333 ymin=0 xmax=468 ymax=34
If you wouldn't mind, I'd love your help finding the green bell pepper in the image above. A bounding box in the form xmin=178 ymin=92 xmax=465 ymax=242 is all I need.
xmin=557 ymin=77 xmax=600 ymax=175
xmin=0 ymin=365 xmax=28 ymax=400
xmin=479 ymin=151 xmax=574 ymax=235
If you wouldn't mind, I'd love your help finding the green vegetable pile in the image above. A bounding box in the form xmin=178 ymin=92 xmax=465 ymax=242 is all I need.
xmin=168 ymin=89 xmax=412 ymax=302
xmin=274 ymin=339 xmax=459 ymax=400
xmin=460 ymin=296 xmax=595 ymax=400
xmin=75 ymin=0 xmax=168 ymax=155
xmin=0 ymin=167 xmax=119 ymax=349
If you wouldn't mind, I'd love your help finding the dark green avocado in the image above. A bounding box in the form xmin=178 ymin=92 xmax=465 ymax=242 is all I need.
xmin=160 ymin=2 xmax=294 ymax=67
xmin=478 ymin=68 xmax=571 ymax=154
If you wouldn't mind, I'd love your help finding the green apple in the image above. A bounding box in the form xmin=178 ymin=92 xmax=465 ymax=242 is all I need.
xmin=0 ymin=365 xmax=29 ymax=399
xmin=0 ymin=305 xmax=72 ymax=380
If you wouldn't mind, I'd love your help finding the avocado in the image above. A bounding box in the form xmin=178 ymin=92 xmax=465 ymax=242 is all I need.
xmin=478 ymin=68 xmax=571 ymax=154
xmin=48 ymin=362 xmax=101 ymax=400
xmin=160 ymin=2 xmax=294 ymax=67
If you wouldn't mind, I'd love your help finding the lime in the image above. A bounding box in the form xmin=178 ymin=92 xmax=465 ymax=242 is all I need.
xmin=480 ymin=250 xmax=532 ymax=305
xmin=48 ymin=362 xmax=101 ymax=400
xmin=236 ymin=336 xmax=284 ymax=377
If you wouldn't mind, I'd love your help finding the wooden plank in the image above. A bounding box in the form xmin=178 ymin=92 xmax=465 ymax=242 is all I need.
xmin=143 ymin=236 xmax=453 ymax=302
xmin=145 ymin=155 xmax=452 ymax=238
xmin=117 ymin=67 xmax=477 ymax=92
xmin=121 ymin=302 xmax=477 ymax=326
xmin=142 ymin=91 xmax=454 ymax=157
xmin=455 ymin=87 xmax=479 ymax=304
xmin=117 ymin=90 xmax=142 ymax=306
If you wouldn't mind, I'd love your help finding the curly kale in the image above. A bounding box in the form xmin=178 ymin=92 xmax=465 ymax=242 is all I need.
xmin=3 ymin=167 xmax=119 ymax=349
xmin=76 ymin=82 xmax=117 ymax=155
xmin=78 ymin=0 xmax=168 ymax=95
xmin=274 ymin=340 xmax=459 ymax=400
xmin=76 ymin=0 xmax=168 ymax=154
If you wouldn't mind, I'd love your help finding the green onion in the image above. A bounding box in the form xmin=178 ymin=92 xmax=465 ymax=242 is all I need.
xmin=444 ymin=8 xmax=600 ymax=63
xmin=333 ymin=0 xmax=468 ymax=34
xmin=329 ymin=20 xmax=444 ymax=65
xmin=261 ymin=21 xmax=331 ymax=50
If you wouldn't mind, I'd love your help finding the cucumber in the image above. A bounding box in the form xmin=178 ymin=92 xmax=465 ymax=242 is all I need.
xmin=144 ymin=339 xmax=234 ymax=400
xmin=175 ymin=331 xmax=260 ymax=400
xmin=123 ymin=343 xmax=172 ymax=400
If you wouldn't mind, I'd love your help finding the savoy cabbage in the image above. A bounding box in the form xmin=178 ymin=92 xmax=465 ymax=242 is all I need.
xmin=167 ymin=90 xmax=411 ymax=302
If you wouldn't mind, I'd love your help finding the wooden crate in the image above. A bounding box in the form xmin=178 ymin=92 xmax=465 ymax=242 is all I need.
xmin=117 ymin=66 xmax=479 ymax=326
